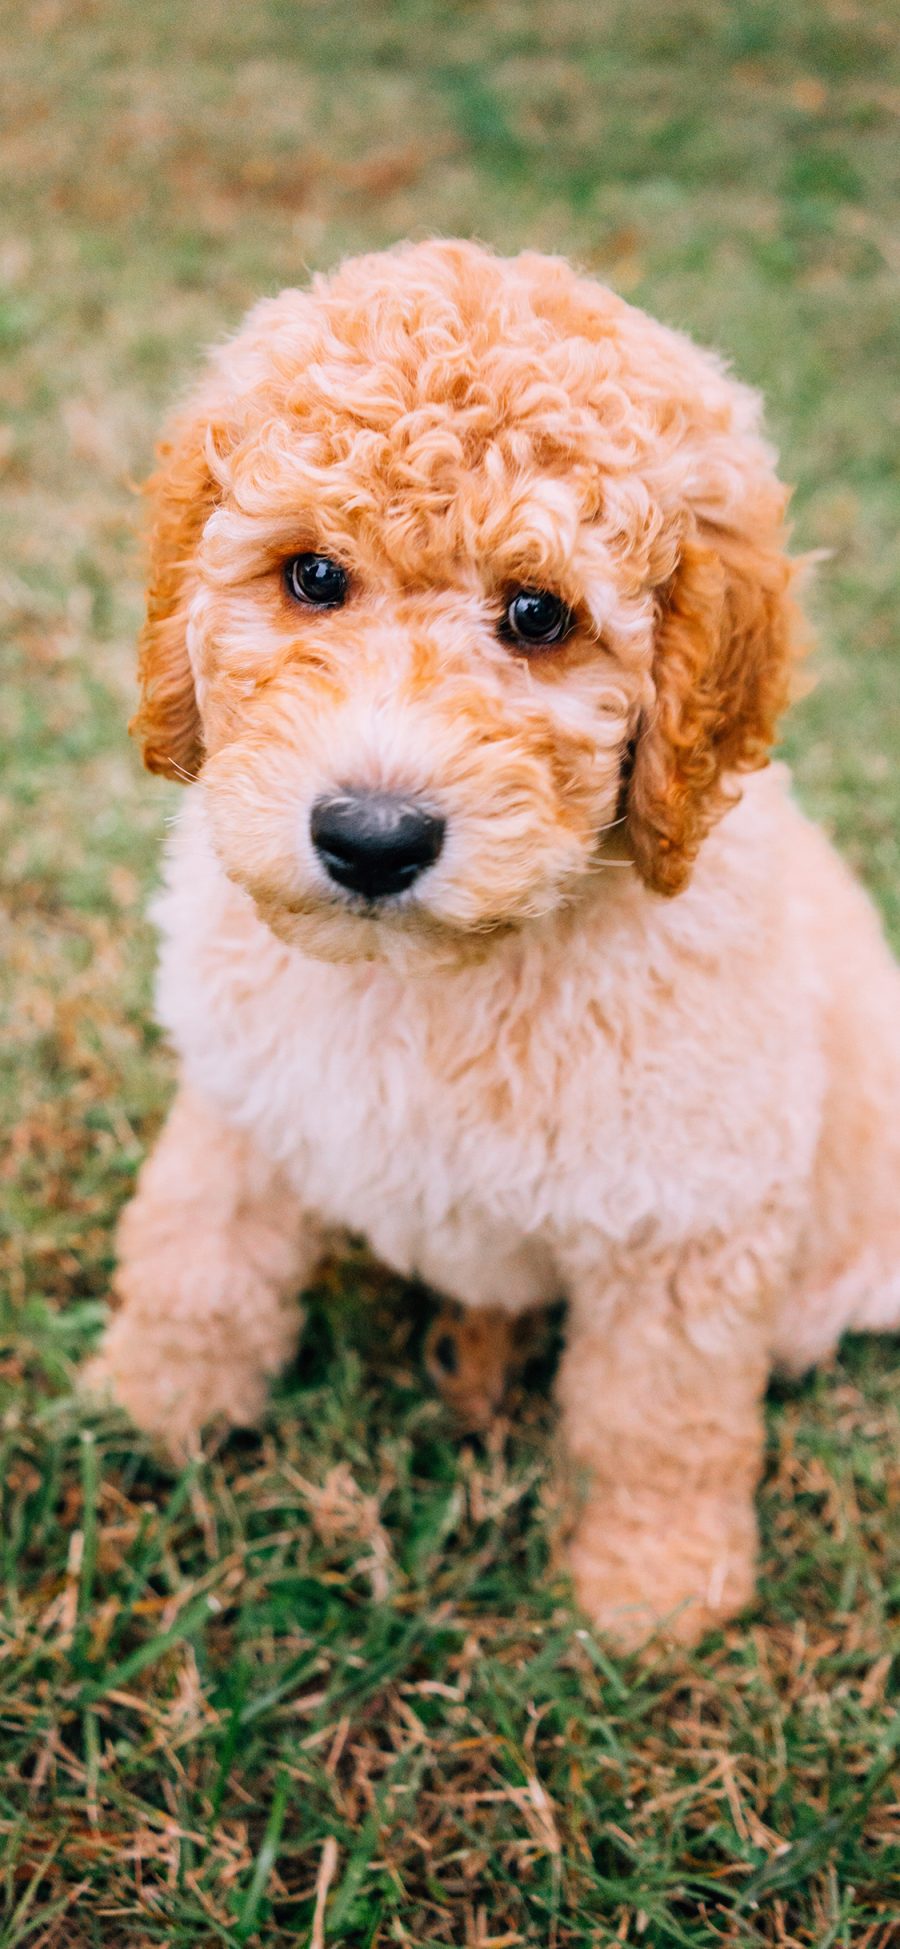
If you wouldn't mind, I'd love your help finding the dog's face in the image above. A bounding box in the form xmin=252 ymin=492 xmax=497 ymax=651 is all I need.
xmin=135 ymin=242 xmax=802 ymax=965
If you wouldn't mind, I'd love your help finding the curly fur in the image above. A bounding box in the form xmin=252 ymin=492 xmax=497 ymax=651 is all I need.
xmin=88 ymin=241 xmax=900 ymax=1649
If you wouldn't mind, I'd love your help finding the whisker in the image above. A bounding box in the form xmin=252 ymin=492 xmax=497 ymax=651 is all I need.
xmin=594 ymin=812 xmax=628 ymax=836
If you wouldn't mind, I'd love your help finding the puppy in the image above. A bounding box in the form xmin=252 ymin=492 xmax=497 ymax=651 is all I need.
xmin=88 ymin=241 xmax=900 ymax=1648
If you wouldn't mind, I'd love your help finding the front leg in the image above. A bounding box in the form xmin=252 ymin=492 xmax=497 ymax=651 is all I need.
xmin=557 ymin=1227 xmax=783 ymax=1650
xmin=85 ymin=1087 xmax=321 ymax=1457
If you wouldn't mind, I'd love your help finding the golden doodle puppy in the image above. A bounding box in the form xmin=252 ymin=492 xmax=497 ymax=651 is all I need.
xmin=88 ymin=240 xmax=900 ymax=1648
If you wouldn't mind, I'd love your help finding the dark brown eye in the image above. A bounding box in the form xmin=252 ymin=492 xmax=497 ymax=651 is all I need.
xmin=285 ymin=553 xmax=348 ymax=607
xmin=503 ymin=588 xmax=573 ymax=648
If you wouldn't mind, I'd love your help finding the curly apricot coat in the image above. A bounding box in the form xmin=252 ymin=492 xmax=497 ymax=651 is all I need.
xmin=86 ymin=242 xmax=900 ymax=1649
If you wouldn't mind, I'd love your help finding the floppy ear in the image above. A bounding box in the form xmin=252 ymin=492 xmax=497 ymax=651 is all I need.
xmin=627 ymin=505 xmax=806 ymax=895
xmin=130 ymin=400 xmax=219 ymax=781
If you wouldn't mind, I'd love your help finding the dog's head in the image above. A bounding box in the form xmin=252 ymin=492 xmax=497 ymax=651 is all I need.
xmin=134 ymin=240 xmax=804 ymax=964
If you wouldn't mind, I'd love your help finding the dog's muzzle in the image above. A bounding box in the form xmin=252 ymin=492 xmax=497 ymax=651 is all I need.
xmin=310 ymin=790 xmax=445 ymax=901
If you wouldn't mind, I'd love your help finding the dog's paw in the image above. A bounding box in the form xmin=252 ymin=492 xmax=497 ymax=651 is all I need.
xmin=424 ymin=1303 xmax=547 ymax=1430
xmin=78 ymin=1350 xmax=118 ymax=1410
xmin=423 ymin=1301 xmax=557 ymax=1430
xmin=79 ymin=1317 xmax=279 ymax=1463
xmin=566 ymin=1511 xmax=757 ymax=1652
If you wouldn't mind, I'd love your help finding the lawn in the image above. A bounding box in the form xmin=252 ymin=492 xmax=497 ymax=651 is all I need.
xmin=1 ymin=1 xmax=898 ymax=1942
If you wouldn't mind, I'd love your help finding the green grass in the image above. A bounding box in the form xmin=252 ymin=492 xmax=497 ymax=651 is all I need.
xmin=1 ymin=1 xmax=899 ymax=1942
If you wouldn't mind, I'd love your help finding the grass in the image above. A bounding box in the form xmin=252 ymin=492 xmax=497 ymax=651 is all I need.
xmin=1 ymin=0 xmax=899 ymax=1941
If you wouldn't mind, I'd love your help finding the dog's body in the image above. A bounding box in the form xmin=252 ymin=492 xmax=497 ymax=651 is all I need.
xmin=90 ymin=241 xmax=900 ymax=1646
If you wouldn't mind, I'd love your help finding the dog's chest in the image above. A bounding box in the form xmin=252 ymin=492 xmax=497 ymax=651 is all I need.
xmin=158 ymin=884 xmax=637 ymax=1281
xmin=180 ymin=937 xmax=596 ymax=1275
xmin=155 ymin=795 xmax=823 ymax=1293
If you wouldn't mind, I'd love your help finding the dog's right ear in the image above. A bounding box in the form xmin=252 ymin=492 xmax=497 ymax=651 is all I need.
xmin=130 ymin=398 xmax=220 ymax=782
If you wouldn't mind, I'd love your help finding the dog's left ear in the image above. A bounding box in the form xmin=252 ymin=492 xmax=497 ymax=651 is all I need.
xmin=130 ymin=396 xmax=221 ymax=782
xmin=627 ymin=494 xmax=806 ymax=895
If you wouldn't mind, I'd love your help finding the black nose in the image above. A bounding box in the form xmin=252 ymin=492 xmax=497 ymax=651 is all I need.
xmin=310 ymin=792 xmax=445 ymax=900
